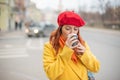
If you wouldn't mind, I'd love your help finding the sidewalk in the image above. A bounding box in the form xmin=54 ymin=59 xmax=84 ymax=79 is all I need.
xmin=0 ymin=30 xmax=9 ymax=37
xmin=0 ymin=30 xmax=25 ymax=38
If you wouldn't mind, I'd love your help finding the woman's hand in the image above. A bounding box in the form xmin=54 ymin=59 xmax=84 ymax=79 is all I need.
xmin=65 ymin=34 xmax=78 ymax=49
xmin=75 ymin=42 xmax=86 ymax=55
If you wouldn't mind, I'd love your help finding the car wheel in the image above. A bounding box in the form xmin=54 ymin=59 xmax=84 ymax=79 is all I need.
xmin=28 ymin=35 xmax=32 ymax=37
xmin=36 ymin=35 xmax=40 ymax=37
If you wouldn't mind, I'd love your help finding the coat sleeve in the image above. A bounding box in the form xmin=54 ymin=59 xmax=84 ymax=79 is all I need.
xmin=78 ymin=42 xmax=100 ymax=73
xmin=43 ymin=42 xmax=74 ymax=80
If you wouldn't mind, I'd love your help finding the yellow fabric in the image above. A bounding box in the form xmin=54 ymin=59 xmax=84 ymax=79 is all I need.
xmin=43 ymin=42 xmax=100 ymax=80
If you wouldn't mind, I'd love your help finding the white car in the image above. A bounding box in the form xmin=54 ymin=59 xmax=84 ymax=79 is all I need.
xmin=25 ymin=23 xmax=43 ymax=37
xmin=25 ymin=22 xmax=56 ymax=37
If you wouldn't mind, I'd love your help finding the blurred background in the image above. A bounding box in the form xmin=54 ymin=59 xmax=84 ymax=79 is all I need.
xmin=0 ymin=0 xmax=120 ymax=80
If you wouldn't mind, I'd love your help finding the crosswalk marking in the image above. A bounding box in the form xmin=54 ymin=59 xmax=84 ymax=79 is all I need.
xmin=0 ymin=48 xmax=28 ymax=59
xmin=26 ymin=38 xmax=44 ymax=50
xmin=0 ymin=48 xmax=26 ymax=52
xmin=0 ymin=37 xmax=47 ymax=59
xmin=0 ymin=54 xmax=28 ymax=58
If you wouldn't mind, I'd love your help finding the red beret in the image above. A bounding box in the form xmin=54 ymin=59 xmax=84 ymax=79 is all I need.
xmin=57 ymin=11 xmax=85 ymax=27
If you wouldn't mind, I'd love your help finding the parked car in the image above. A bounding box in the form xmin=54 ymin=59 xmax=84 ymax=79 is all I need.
xmin=25 ymin=22 xmax=56 ymax=37
xmin=41 ymin=22 xmax=57 ymax=37
xmin=25 ymin=23 xmax=42 ymax=37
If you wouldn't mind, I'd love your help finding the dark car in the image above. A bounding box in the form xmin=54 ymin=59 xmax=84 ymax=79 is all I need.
xmin=41 ymin=22 xmax=57 ymax=37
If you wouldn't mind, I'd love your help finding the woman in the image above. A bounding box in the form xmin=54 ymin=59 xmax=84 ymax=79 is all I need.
xmin=43 ymin=11 xmax=100 ymax=80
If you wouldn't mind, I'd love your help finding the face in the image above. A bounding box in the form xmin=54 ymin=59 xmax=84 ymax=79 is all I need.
xmin=61 ymin=25 xmax=79 ymax=39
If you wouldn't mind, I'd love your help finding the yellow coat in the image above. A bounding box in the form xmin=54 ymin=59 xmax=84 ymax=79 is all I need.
xmin=43 ymin=42 xmax=100 ymax=80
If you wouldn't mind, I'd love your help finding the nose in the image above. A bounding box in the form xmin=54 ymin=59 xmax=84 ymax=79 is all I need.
xmin=70 ymin=28 xmax=75 ymax=34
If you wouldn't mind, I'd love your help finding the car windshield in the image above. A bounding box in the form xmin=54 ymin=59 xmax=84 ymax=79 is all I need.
xmin=29 ymin=23 xmax=40 ymax=27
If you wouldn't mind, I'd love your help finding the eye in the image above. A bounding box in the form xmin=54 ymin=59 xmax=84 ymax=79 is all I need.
xmin=65 ymin=26 xmax=71 ymax=30
xmin=74 ymin=28 xmax=78 ymax=31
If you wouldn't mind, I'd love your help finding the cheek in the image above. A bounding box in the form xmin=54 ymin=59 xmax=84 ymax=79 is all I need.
xmin=62 ymin=30 xmax=70 ymax=39
xmin=75 ymin=30 xmax=78 ymax=34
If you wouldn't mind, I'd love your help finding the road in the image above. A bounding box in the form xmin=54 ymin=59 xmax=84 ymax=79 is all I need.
xmin=0 ymin=31 xmax=48 ymax=80
xmin=0 ymin=28 xmax=120 ymax=80
xmin=81 ymin=28 xmax=120 ymax=80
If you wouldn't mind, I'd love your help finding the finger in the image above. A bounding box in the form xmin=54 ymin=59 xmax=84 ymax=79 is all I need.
xmin=77 ymin=42 xmax=83 ymax=46
xmin=76 ymin=49 xmax=85 ymax=53
xmin=78 ymin=44 xmax=85 ymax=50
xmin=71 ymin=44 xmax=78 ymax=48
xmin=77 ymin=46 xmax=84 ymax=50
xmin=76 ymin=45 xmax=86 ymax=50
xmin=71 ymin=40 xmax=79 ymax=46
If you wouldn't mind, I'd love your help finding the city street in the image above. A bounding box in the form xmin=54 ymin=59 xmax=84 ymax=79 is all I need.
xmin=0 ymin=28 xmax=120 ymax=80
xmin=0 ymin=30 xmax=48 ymax=80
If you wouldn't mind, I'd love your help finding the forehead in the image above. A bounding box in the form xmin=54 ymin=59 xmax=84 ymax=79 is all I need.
xmin=63 ymin=25 xmax=78 ymax=28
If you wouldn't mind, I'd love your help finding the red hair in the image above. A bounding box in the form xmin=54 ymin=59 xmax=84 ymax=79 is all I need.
xmin=50 ymin=27 xmax=85 ymax=54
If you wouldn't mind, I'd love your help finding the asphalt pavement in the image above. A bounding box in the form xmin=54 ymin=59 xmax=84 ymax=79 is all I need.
xmin=0 ymin=28 xmax=120 ymax=80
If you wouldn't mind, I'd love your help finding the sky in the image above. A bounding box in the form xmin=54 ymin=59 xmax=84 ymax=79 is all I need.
xmin=31 ymin=0 xmax=120 ymax=12
xmin=30 ymin=0 xmax=98 ymax=11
